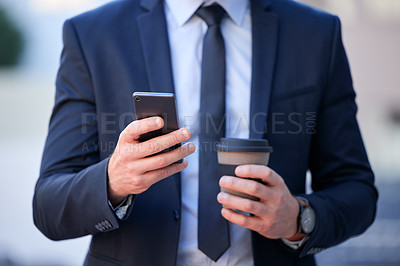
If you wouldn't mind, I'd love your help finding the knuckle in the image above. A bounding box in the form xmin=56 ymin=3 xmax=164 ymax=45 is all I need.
xmin=171 ymin=164 xmax=180 ymax=174
xmin=178 ymin=146 xmax=186 ymax=157
xmin=127 ymin=161 xmax=138 ymax=174
xmin=244 ymin=200 xmax=256 ymax=213
xmin=133 ymin=168 xmax=144 ymax=177
xmin=159 ymin=168 xmax=170 ymax=179
xmin=171 ymin=163 xmax=184 ymax=171
xmin=249 ymin=183 xmax=261 ymax=196
xmin=222 ymin=208 xmax=231 ymax=219
xmin=146 ymin=142 xmax=158 ymax=153
xmin=156 ymin=156 xmax=168 ymax=168
xmin=131 ymin=176 xmax=145 ymax=190
xmin=239 ymin=216 xmax=250 ymax=227
xmin=172 ymin=132 xmax=180 ymax=144
xmin=174 ymin=162 xmax=184 ymax=172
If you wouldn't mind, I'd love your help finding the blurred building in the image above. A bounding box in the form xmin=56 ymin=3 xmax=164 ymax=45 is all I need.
xmin=0 ymin=0 xmax=109 ymax=73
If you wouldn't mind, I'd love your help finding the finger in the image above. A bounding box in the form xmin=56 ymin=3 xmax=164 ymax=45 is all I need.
xmin=221 ymin=207 xmax=265 ymax=233
xmin=120 ymin=117 xmax=164 ymax=143
xmin=136 ymin=128 xmax=191 ymax=158
xmin=235 ymin=165 xmax=282 ymax=187
xmin=135 ymin=142 xmax=195 ymax=173
xmin=219 ymin=175 xmax=271 ymax=200
xmin=143 ymin=159 xmax=189 ymax=186
xmin=217 ymin=191 xmax=268 ymax=216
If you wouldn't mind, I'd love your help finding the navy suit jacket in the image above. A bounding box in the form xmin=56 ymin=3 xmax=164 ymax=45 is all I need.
xmin=33 ymin=0 xmax=378 ymax=265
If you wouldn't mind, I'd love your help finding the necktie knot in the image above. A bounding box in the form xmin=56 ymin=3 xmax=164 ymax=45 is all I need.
xmin=196 ymin=4 xmax=226 ymax=26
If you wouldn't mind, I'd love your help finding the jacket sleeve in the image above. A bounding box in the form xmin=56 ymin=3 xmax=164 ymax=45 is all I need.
xmin=32 ymin=19 xmax=129 ymax=240
xmin=298 ymin=16 xmax=378 ymax=257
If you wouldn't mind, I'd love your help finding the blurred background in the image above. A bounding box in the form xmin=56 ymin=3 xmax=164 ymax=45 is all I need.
xmin=0 ymin=0 xmax=399 ymax=265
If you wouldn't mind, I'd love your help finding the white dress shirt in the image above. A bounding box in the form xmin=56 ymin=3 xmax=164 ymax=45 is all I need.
xmin=165 ymin=0 xmax=253 ymax=265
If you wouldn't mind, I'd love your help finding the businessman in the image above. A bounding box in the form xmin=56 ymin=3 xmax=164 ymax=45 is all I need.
xmin=33 ymin=0 xmax=378 ymax=265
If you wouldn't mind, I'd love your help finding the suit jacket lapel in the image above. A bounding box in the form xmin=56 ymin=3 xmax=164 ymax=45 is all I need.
xmin=137 ymin=0 xmax=180 ymax=202
xmin=250 ymin=0 xmax=278 ymax=139
xmin=137 ymin=0 xmax=175 ymax=94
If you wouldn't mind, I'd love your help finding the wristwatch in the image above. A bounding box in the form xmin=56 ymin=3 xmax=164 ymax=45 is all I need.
xmin=296 ymin=197 xmax=316 ymax=234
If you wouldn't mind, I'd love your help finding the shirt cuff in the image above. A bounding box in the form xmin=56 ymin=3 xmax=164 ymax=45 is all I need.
xmin=108 ymin=194 xmax=134 ymax=220
xmin=280 ymin=236 xmax=310 ymax=250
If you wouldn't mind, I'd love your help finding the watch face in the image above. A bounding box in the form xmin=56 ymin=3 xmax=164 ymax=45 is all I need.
xmin=301 ymin=207 xmax=316 ymax=234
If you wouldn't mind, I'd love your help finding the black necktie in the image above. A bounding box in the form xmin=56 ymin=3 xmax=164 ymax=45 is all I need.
xmin=197 ymin=4 xmax=230 ymax=262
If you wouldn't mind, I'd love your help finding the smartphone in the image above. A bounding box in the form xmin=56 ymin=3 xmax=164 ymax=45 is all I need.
xmin=133 ymin=92 xmax=182 ymax=160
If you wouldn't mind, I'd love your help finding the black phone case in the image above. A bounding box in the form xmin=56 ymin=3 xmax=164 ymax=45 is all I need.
xmin=133 ymin=92 xmax=182 ymax=162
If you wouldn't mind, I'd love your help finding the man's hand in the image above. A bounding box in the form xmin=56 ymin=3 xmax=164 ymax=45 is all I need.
xmin=217 ymin=165 xmax=300 ymax=240
xmin=108 ymin=117 xmax=195 ymax=205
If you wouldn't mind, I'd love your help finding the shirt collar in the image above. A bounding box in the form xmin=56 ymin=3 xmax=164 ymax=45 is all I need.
xmin=165 ymin=0 xmax=249 ymax=27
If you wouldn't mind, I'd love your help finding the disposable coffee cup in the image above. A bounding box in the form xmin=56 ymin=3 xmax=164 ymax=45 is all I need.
xmin=216 ymin=138 xmax=273 ymax=203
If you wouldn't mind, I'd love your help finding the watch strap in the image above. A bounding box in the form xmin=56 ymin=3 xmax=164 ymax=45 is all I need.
xmin=296 ymin=196 xmax=312 ymax=234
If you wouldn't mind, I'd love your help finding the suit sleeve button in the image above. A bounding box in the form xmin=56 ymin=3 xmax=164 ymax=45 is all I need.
xmin=104 ymin=220 xmax=112 ymax=228
xmin=95 ymin=224 xmax=103 ymax=232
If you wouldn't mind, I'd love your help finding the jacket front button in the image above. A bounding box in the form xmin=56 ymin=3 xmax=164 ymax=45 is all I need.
xmin=173 ymin=209 xmax=180 ymax=220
